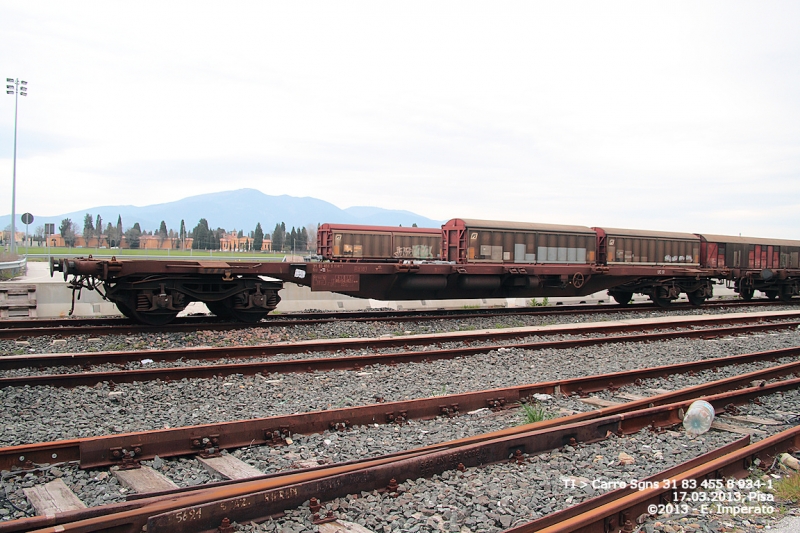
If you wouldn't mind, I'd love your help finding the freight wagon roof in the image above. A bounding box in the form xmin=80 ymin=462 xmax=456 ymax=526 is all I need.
xmin=594 ymin=227 xmax=700 ymax=241
xmin=697 ymin=234 xmax=800 ymax=247
xmin=446 ymin=219 xmax=595 ymax=235
xmin=319 ymin=223 xmax=441 ymax=234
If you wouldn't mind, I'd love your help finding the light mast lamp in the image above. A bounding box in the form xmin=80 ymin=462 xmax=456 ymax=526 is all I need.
xmin=6 ymin=78 xmax=27 ymax=255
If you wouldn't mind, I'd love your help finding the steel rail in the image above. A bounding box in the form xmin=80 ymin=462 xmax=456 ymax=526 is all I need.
xmin=0 ymin=299 xmax=786 ymax=340
xmin=14 ymin=377 xmax=800 ymax=533
xmin=2 ymin=309 xmax=798 ymax=372
xmin=511 ymin=427 xmax=800 ymax=533
xmin=2 ymin=317 xmax=799 ymax=389
xmin=2 ymin=345 xmax=800 ymax=473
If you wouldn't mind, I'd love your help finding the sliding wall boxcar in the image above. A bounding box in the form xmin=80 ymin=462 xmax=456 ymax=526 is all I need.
xmin=593 ymin=228 xmax=701 ymax=266
xmin=698 ymin=234 xmax=800 ymax=270
xmin=317 ymin=224 xmax=442 ymax=261
xmin=443 ymin=219 xmax=596 ymax=264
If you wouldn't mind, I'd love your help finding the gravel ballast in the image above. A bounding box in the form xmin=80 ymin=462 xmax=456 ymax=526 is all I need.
xmin=1 ymin=308 xmax=799 ymax=529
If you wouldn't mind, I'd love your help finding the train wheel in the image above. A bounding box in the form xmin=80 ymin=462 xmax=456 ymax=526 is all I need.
xmin=650 ymin=288 xmax=672 ymax=308
xmin=650 ymin=287 xmax=672 ymax=308
xmin=779 ymin=285 xmax=796 ymax=302
xmin=115 ymin=301 xmax=137 ymax=320
xmin=205 ymin=288 xmax=278 ymax=323
xmin=127 ymin=309 xmax=180 ymax=326
xmin=687 ymin=290 xmax=706 ymax=307
xmin=209 ymin=298 xmax=269 ymax=323
xmin=765 ymin=290 xmax=779 ymax=300
xmin=205 ymin=301 xmax=233 ymax=320
xmin=739 ymin=281 xmax=755 ymax=301
xmin=609 ymin=291 xmax=633 ymax=305
xmin=227 ymin=308 xmax=270 ymax=323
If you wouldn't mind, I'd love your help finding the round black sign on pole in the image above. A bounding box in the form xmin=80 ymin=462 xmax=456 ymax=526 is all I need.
xmin=21 ymin=213 xmax=33 ymax=225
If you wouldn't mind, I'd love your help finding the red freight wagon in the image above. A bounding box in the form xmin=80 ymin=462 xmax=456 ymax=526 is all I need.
xmin=593 ymin=227 xmax=700 ymax=266
xmin=698 ymin=234 xmax=800 ymax=270
xmin=317 ymin=223 xmax=442 ymax=262
xmin=442 ymin=218 xmax=597 ymax=264
xmin=697 ymin=233 xmax=800 ymax=301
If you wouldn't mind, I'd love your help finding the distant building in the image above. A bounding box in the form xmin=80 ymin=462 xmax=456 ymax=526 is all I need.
xmin=220 ymin=231 xmax=252 ymax=252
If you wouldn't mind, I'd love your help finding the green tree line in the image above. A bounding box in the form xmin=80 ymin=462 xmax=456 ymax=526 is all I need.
xmin=52 ymin=214 xmax=315 ymax=253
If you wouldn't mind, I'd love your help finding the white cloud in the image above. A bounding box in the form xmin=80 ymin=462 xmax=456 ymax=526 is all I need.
xmin=0 ymin=1 xmax=798 ymax=238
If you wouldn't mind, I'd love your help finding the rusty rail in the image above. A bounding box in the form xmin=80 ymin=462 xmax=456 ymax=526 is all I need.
xmin=10 ymin=378 xmax=800 ymax=533
xmin=2 ymin=345 xmax=800 ymax=473
xmin=0 ymin=299 xmax=785 ymax=340
xmin=2 ymin=314 xmax=799 ymax=389
xmin=510 ymin=427 xmax=800 ymax=532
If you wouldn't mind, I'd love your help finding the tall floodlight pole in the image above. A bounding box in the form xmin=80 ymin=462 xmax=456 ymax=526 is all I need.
xmin=5 ymin=78 xmax=27 ymax=255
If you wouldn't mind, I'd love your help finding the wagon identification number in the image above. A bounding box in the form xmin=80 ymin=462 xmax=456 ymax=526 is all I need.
xmin=312 ymin=274 xmax=360 ymax=291
xmin=174 ymin=507 xmax=202 ymax=522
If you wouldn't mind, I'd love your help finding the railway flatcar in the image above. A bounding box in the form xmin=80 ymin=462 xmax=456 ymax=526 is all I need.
xmin=317 ymin=223 xmax=441 ymax=262
xmin=698 ymin=233 xmax=800 ymax=301
xmin=50 ymin=218 xmax=799 ymax=325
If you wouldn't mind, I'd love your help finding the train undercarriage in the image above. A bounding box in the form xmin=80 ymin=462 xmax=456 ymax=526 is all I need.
xmin=607 ymin=277 xmax=715 ymax=307
xmin=51 ymin=258 xmax=797 ymax=325
xmin=608 ymin=273 xmax=799 ymax=307
xmin=66 ymin=271 xmax=282 ymax=325
xmin=731 ymin=275 xmax=799 ymax=303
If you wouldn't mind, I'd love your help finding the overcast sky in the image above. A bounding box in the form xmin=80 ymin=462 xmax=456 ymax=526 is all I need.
xmin=1 ymin=1 xmax=799 ymax=238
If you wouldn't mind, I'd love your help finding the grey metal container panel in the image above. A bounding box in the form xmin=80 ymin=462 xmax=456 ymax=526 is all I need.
xmin=567 ymin=248 xmax=577 ymax=262
xmin=699 ymin=233 xmax=800 ymax=247
xmin=514 ymin=244 xmax=526 ymax=263
xmin=598 ymin=227 xmax=701 ymax=241
xmin=459 ymin=219 xmax=595 ymax=235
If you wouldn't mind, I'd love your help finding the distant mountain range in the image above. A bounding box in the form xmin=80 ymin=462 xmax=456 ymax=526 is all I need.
xmin=0 ymin=189 xmax=443 ymax=235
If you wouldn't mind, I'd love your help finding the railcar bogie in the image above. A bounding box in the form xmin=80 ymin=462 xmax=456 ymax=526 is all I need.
xmin=608 ymin=278 xmax=714 ymax=308
xmin=607 ymin=290 xmax=633 ymax=305
xmin=56 ymin=257 xmax=284 ymax=325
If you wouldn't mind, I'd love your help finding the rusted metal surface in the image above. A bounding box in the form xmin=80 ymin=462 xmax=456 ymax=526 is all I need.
xmin=2 ymin=316 xmax=799 ymax=388
xmin=2 ymin=309 xmax=798 ymax=372
xmin=316 ymin=223 xmax=442 ymax=261
xmin=2 ymin=345 xmax=800 ymax=474
xmin=507 ymin=427 xmax=800 ymax=533
xmin=504 ymin=437 xmax=752 ymax=532
xmin=145 ymin=386 xmax=800 ymax=533
xmin=0 ymin=299 xmax=785 ymax=340
xmin=50 ymin=221 xmax=800 ymax=320
xmin=6 ymin=374 xmax=800 ymax=533
xmin=53 ymin=256 xmax=721 ymax=302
